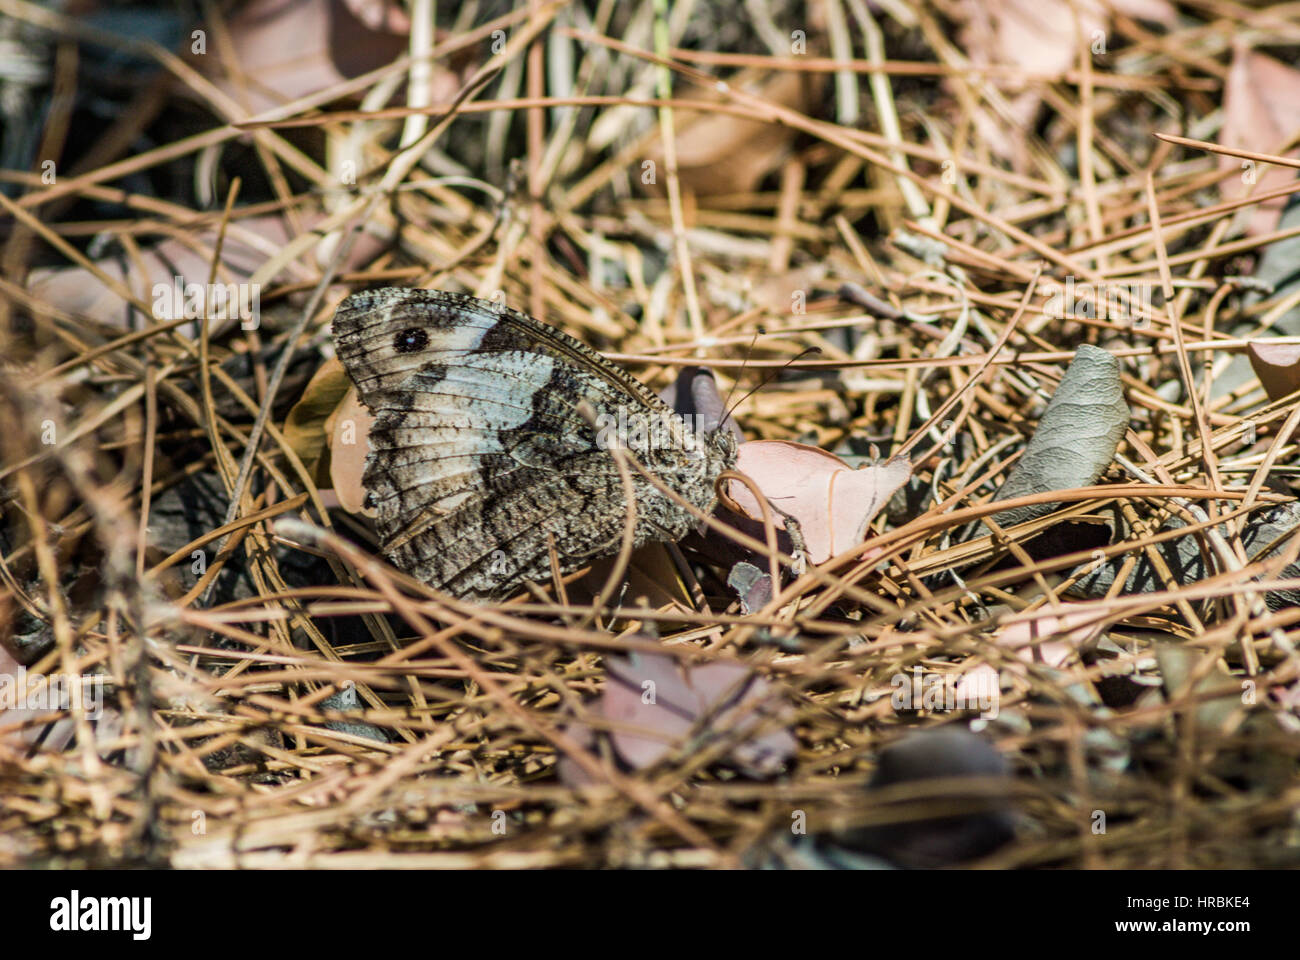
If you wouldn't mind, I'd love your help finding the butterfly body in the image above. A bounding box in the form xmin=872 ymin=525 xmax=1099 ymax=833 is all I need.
xmin=332 ymin=288 xmax=737 ymax=599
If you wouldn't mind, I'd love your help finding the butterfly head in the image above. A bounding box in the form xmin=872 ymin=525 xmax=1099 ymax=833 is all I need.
xmin=678 ymin=418 xmax=739 ymax=476
xmin=706 ymin=423 xmax=739 ymax=465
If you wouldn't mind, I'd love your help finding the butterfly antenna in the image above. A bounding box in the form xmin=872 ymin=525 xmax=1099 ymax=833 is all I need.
xmin=718 ymin=326 xmax=763 ymax=418
xmin=722 ymin=345 xmax=822 ymax=426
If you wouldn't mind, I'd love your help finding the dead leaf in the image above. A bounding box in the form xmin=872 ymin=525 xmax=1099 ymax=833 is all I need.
xmin=993 ymin=609 xmax=1096 ymax=668
xmin=975 ymin=0 xmax=1176 ymax=78
xmin=197 ymin=0 xmax=415 ymax=114
xmin=1 ymin=646 xmax=73 ymax=749
xmin=283 ymin=356 xmax=351 ymax=483
xmin=26 ymin=213 xmax=388 ymax=337
xmin=727 ymin=561 xmax=773 ymax=615
xmin=968 ymin=343 xmax=1129 ymax=538
xmin=340 ymin=0 xmax=412 ymax=35
xmin=561 ymin=650 xmax=796 ymax=783
xmin=325 ymin=385 xmax=375 ymax=516
xmin=954 ymin=609 xmax=1096 ymax=705
xmin=1155 ymin=645 xmax=1245 ymax=735
xmin=571 ymin=544 xmax=696 ymax=612
xmin=643 ymin=70 xmax=823 ymax=197
xmin=726 ymin=440 xmax=912 ymax=564
xmin=959 ymin=0 xmax=1176 ymax=165
xmin=1068 ymin=501 xmax=1300 ymax=610
xmin=1247 ymin=340 xmax=1300 ymax=401
xmin=1220 ymin=45 xmax=1300 ymax=237
xmin=748 ymin=265 xmax=831 ymax=316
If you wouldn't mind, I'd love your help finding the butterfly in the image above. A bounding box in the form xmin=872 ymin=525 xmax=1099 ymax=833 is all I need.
xmin=331 ymin=288 xmax=739 ymax=599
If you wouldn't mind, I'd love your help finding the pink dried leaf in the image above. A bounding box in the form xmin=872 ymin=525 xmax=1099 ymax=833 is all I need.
xmin=197 ymin=0 xmax=414 ymax=114
xmin=726 ymin=440 xmax=911 ymax=564
xmin=1220 ymin=46 xmax=1300 ymax=237
xmin=1247 ymin=341 xmax=1300 ymax=402
xmin=602 ymin=654 xmax=699 ymax=770
xmin=600 ymin=653 xmax=795 ymax=776
xmin=326 ymin=387 xmax=376 ymax=516
xmin=688 ymin=662 xmax=797 ymax=776
xmin=984 ymin=0 xmax=1175 ymax=76
xmin=960 ymin=0 xmax=1174 ymax=164
xmin=995 ymin=610 xmax=1099 ymax=668
xmin=953 ymin=610 xmax=1100 ymax=704
xmin=27 ymin=213 xmax=388 ymax=336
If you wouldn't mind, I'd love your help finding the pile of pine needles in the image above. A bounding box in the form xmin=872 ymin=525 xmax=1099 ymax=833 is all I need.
xmin=1 ymin=0 xmax=1299 ymax=868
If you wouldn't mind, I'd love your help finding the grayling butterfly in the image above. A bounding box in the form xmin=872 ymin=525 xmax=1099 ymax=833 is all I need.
xmin=332 ymin=288 xmax=738 ymax=599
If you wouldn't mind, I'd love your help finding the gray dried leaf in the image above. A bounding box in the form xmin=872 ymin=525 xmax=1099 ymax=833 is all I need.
xmin=1068 ymin=501 xmax=1300 ymax=608
xmin=727 ymin=561 xmax=773 ymax=614
xmin=970 ymin=344 xmax=1129 ymax=537
xmin=319 ymin=682 xmax=388 ymax=743
xmin=1155 ymin=646 xmax=1244 ymax=735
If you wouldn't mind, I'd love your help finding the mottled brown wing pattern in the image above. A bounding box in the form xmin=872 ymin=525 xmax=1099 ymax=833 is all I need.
xmin=331 ymin=288 xmax=736 ymax=599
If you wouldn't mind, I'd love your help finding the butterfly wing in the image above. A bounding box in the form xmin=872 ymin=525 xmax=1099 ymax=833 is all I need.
xmin=332 ymin=288 xmax=723 ymax=598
